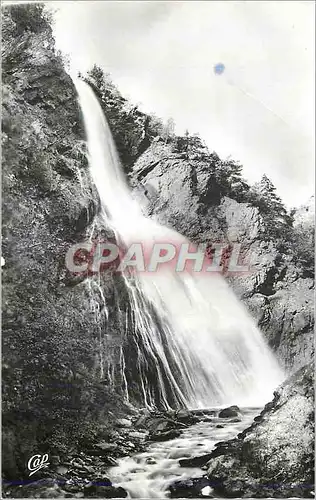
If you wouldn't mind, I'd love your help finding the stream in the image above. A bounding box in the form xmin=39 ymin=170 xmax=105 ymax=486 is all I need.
xmin=108 ymin=407 xmax=261 ymax=499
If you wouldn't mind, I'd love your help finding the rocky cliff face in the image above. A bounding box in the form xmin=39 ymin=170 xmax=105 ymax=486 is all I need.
xmin=206 ymin=363 xmax=314 ymax=498
xmin=2 ymin=5 xmax=134 ymax=478
xmin=131 ymin=138 xmax=314 ymax=373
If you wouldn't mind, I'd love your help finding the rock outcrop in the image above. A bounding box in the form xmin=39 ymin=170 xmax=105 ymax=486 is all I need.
xmin=206 ymin=363 xmax=314 ymax=498
xmin=131 ymin=139 xmax=314 ymax=372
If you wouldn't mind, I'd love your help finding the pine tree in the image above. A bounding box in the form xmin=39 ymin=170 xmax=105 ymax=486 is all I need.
xmin=214 ymin=158 xmax=250 ymax=201
xmin=250 ymin=174 xmax=293 ymax=238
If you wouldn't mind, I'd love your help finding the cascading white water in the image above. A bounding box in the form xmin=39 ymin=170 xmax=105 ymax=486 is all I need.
xmin=75 ymin=79 xmax=284 ymax=409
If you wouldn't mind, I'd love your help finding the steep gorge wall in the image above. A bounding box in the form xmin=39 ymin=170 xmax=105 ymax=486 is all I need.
xmin=2 ymin=5 xmax=136 ymax=477
xmin=132 ymin=139 xmax=314 ymax=373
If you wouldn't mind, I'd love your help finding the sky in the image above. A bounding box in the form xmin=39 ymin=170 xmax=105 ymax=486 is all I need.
xmin=5 ymin=0 xmax=314 ymax=206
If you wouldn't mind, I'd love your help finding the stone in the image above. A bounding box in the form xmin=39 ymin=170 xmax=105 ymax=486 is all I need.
xmin=149 ymin=429 xmax=182 ymax=442
xmin=134 ymin=414 xmax=150 ymax=429
xmin=56 ymin=465 xmax=69 ymax=475
xmin=99 ymin=456 xmax=118 ymax=467
xmin=50 ymin=455 xmax=61 ymax=466
xmin=201 ymin=486 xmax=213 ymax=497
xmin=175 ymin=409 xmax=199 ymax=425
xmin=116 ymin=418 xmax=132 ymax=428
xmin=179 ymin=453 xmax=213 ymax=468
xmin=94 ymin=442 xmax=118 ymax=453
xmin=218 ymin=406 xmax=240 ymax=418
xmin=83 ymin=484 xmax=127 ymax=498
xmin=128 ymin=431 xmax=147 ymax=439
xmin=169 ymin=477 xmax=212 ymax=498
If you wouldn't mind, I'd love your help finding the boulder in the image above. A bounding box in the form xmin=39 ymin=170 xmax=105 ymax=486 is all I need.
xmin=175 ymin=409 xmax=199 ymax=425
xmin=83 ymin=484 xmax=127 ymax=498
xmin=168 ymin=477 xmax=213 ymax=498
xmin=149 ymin=429 xmax=182 ymax=442
xmin=179 ymin=453 xmax=213 ymax=468
xmin=93 ymin=442 xmax=118 ymax=453
xmin=116 ymin=419 xmax=132 ymax=428
xmin=218 ymin=406 xmax=240 ymax=418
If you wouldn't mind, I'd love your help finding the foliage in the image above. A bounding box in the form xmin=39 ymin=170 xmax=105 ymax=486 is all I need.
xmin=247 ymin=174 xmax=293 ymax=240
xmin=289 ymin=206 xmax=314 ymax=278
xmin=8 ymin=4 xmax=52 ymax=34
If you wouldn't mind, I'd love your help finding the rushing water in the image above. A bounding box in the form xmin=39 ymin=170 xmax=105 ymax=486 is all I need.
xmin=108 ymin=407 xmax=261 ymax=499
xmin=74 ymin=79 xmax=283 ymax=409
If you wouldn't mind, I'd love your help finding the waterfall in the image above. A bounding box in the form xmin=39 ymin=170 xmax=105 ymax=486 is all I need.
xmin=74 ymin=79 xmax=284 ymax=409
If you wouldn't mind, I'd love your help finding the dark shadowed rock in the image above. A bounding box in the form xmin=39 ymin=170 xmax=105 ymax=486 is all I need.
xmin=168 ymin=477 xmax=213 ymax=498
xmin=192 ymin=409 xmax=216 ymax=418
xmin=218 ymin=406 xmax=240 ymax=418
xmin=149 ymin=429 xmax=182 ymax=442
xmin=179 ymin=453 xmax=213 ymax=468
xmin=83 ymin=483 xmax=127 ymax=498
xmin=175 ymin=409 xmax=199 ymax=425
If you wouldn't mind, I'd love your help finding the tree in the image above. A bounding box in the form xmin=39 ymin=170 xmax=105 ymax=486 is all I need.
xmin=213 ymin=158 xmax=250 ymax=201
xmin=249 ymin=174 xmax=293 ymax=239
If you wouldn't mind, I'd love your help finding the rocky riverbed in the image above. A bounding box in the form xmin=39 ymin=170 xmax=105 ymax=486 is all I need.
xmin=2 ymin=406 xmax=260 ymax=499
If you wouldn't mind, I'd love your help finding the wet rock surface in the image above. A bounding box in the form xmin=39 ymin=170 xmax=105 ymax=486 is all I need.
xmin=168 ymin=476 xmax=213 ymax=498
xmin=218 ymin=405 xmax=240 ymax=419
xmin=179 ymin=453 xmax=213 ymax=469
